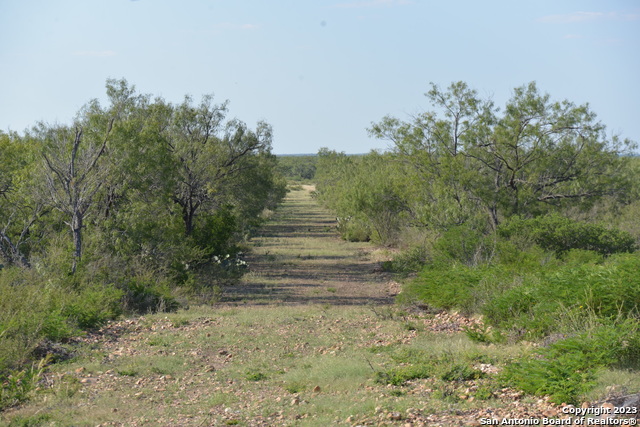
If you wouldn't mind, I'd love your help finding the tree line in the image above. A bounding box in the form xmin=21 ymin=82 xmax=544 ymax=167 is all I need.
xmin=0 ymin=79 xmax=286 ymax=382
xmin=316 ymin=81 xmax=638 ymax=246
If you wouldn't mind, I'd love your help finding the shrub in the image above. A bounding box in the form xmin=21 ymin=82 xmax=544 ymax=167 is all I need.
xmin=387 ymin=244 xmax=431 ymax=273
xmin=503 ymin=351 xmax=598 ymax=405
xmin=401 ymin=264 xmax=485 ymax=312
xmin=63 ymin=285 xmax=123 ymax=329
xmin=482 ymin=253 xmax=640 ymax=337
xmin=503 ymin=319 xmax=640 ymax=404
xmin=120 ymin=277 xmax=179 ymax=314
xmin=0 ymin=269 xmax=76 ymax=373
xmin=193 ymin=206 xmax=238 ymax=256
xmin=432 ymin=225 xmax=488 ymax=266
xmin=498 ymin=214 xmax=637 ymax=256
xmin=337 ymin=215 xmax=371 ymax=242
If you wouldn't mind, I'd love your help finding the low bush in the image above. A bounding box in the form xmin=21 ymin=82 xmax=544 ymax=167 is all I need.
xmin=63 ymin=285 xmax=123 ymax=329
xmin=120 ymin=277 xmax=178 ymax=314
xmin=400 ymin=264 xmax=486 ymax=312
xmin=336 ymin=215 xmax=371 ymax=242
xmin=0 ymin=265 xmax=124 ymax=386
xmin=385 ymin=244 xmax=431 ymax=274
xmin=498 ymin=214 xmax=637 ymax=256
xmin=440 ymin=363 xmax=484 ymax=382
xmin=483 ymin=253 xmax=640 ymax=338
xmin=503 ymin=319 xmax=640 ymax=404
xmin=432 ymin=225 xmax=488 ymax=266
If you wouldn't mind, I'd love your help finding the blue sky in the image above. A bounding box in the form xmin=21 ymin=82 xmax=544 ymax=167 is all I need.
xmin=1 ymin=1 xmax=638 ymax=154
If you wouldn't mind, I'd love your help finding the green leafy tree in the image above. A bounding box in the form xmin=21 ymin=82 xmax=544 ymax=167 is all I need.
xmin=0 ymin=132 xmax=43 ymax=268
xmin=166 ymin=95 xmax=274 ymax=237
xmin=315 ymin=150 xmax=409 ymax=244
xmin=369 ymin=81 xmax=635 ymax=229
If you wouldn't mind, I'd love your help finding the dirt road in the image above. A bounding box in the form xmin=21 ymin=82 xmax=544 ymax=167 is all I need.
xmin=224 ymin=185 xmax=398 ymax=305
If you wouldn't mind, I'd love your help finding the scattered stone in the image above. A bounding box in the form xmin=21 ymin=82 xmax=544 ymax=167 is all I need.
xmin=388 ymin=412 xmax=402 ymax=420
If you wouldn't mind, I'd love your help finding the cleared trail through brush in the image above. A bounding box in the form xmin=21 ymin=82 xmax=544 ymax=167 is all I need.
xmin=224 ymin=185 xmax=397 ymax=306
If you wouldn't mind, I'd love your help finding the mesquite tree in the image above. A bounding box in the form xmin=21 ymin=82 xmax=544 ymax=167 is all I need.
xmin=369 ymin=81 xmax=635 ymax=229
xmin=36 ymin=82 xmax=131 ymax=273
xmin=167 ymin=95 xmax=273 ymax=236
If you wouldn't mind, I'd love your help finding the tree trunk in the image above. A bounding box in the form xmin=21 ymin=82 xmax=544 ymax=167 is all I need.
xmin=71 ymin=212 xmax=83 ymax=274
xmin=0 ymin=231 xmax=31 ymax=268
xmin=183 ymin=204 xmax=195 ymax=236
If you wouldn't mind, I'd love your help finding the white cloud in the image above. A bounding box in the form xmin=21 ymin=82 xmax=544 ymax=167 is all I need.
xmin=71 ymin=50 xmax=116 ymax=57
xmin=538 ymin=11 xmax=640 ymax=24
xmin=333 ymin=0 xmax=412 ymax=9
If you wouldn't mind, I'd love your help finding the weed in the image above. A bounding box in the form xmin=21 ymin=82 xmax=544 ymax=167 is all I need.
xmin=440 ymin=364 xmax=484 ymax=382
xmin=285 ymin=381 xmax=306 ymax=394
xmin=402 ymin=321 xmax=418 ymax=331
xmin=171 ymin=317 xmax=191 ymax=328
xmin=432 ymin=385 xmax=460 ymax=402
xmin=374 ymin=364 xmax=431 ymax=386
xmin=147 ymin=336 xmax=170 ymax=347
xmin=245 ymin=370 xmax=268 ymax=381
xmin=53 ymin=374 xmax=80 ymax=399
xmin=117 ymin=368 xmax=138 ymax=377
xmin=473 ymin=385 xmax=495 ymax=400
xmin=368 ymin=304 xmax=397 ymax=320
xmin=0 ymin=357 xmax=48 ymax=411
xmin=366 ymin=343 xmax=397 ymax=354
xmin=464 ymin=324 xmax=505 ymax=344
